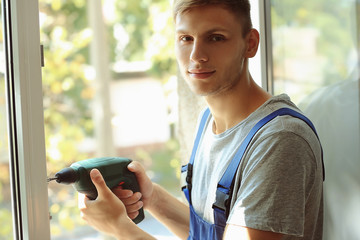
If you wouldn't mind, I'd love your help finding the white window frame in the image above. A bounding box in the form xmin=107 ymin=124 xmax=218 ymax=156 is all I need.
xmin=257 ymin=0 xmax=274 ymax=93
xmin=247 ymin=0 xmax=273 ymax=92
xmin=4 ymin=0 xmax=51 ymax=239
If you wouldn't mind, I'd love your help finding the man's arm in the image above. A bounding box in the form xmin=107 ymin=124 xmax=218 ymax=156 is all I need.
xmin=224 ymin=224 xmax=283 ymax=240
xmin=147 ymin=183 xmax=190 ymax=239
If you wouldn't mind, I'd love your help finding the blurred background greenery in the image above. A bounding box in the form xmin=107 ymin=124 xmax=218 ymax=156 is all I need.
xmin=39 ymin=0 xmax=179 ymax=238
xmin=270 ymin=0 xmax=358 ymax=103
xmin=1 ymin=0 xmax=179 ymax=239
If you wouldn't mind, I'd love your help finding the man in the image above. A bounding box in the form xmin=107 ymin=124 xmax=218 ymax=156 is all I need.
xmin=80 ymin=0 xmax=324 ymax=239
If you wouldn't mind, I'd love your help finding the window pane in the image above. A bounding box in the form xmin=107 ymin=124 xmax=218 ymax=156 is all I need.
xmin=42 ymin=0 xmax=178 ymax=239
xmin=270 ymin=0 xmax=360 ymax=239
xmin=0 ymin=0 xmax=14 ymax=238
xmin=271 ymin=0 xmax=359 ymax=103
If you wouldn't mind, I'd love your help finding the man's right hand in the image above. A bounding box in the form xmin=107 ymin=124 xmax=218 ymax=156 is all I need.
xmin=112 ymin=161 xmax=154 ymax=220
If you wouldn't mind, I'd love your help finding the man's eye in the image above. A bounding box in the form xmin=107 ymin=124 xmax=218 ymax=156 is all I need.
xmin=209 ymin=35 xmax=225 ymax=42
xmin=180 ymin=36 xmax=193 ymax=42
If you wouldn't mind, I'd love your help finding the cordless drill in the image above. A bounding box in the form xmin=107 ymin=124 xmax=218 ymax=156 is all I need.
xmin=48 ymin=157 xmax=144 ymax=224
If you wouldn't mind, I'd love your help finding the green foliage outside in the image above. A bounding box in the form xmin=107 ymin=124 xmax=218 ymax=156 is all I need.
xmin=40 ymin=0 xmax=178 ymax=238
xmin=271 ymin=0 xmax=358 ymax=88
xmin=0 ymin=0 xmax=178 ymax=239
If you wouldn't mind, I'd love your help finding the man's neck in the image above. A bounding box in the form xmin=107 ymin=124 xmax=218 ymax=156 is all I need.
xmin=205 ymin=79 xmax=271 ymax=134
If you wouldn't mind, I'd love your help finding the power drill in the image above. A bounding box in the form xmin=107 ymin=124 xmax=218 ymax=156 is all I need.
xmin=48 ymin=157 xmax=144 ymax=224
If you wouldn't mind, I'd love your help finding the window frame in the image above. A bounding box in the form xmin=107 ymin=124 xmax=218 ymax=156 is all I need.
xmin=3 ymin=0 xmax=51 ymax=239
xmin=257 ymin=0 xmax=274 ymax=94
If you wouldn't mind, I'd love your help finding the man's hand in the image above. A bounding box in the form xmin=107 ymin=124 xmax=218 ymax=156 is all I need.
xmin=111 ymin=187 xmax=143 ymax=220
xmin=79 ymin=169 xmax=132 ymax=237
xmin=112 ymin=161 xmax=155 ymax=220
xmin=79 ymin=169 xmax=155 ymax=240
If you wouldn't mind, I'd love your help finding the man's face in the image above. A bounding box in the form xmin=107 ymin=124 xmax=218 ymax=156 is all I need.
xmin=175 ymin=5 xmax=251 ymax=97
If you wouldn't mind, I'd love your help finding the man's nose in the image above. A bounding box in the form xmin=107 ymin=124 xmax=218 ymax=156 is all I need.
xmin=190 ymin=41 xmax=209 ymax=63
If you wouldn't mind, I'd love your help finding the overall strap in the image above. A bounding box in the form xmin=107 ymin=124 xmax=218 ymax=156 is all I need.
xmin=213 ymin=107 xmax=325 ymax=216
xmin=181 ymin=108 xmax=211 ymax=204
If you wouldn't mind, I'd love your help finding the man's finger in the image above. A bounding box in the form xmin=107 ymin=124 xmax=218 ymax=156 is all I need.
xmin=127 ymin=161 xmax=148 ymax=186
xmin=90 ymin=168 xmax=110 ymax=198
xmin=127 ymin=161 xmax=142 ymax=174
xmin=112 ymin=187 xmax=133 ymax=198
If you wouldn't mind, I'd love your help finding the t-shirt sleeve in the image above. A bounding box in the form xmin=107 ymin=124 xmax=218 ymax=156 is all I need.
xmin=226 ymin=130 xmax=317 ymax=237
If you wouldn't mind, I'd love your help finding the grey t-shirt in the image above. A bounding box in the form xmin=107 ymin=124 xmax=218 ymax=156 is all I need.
xmin=191 ymin=94 xmax=323 ymax=239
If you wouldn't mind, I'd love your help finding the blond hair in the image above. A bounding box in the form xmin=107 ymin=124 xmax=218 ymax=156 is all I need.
xmin=172 ymin=0 xmax=253 ymax=36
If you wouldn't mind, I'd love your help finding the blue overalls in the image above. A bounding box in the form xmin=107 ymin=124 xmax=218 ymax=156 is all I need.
xmin=181 ymin=108 xmax=324 ymax=240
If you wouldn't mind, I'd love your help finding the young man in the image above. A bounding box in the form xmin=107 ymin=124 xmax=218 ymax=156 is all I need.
xmin=79 ymin=0 xmax=324 ymax=239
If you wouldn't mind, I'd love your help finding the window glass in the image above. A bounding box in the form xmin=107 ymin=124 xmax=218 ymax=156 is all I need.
xmin=271 ymin=0 xmax=359 ymax=103
xmin=41 ymin=0 xmax=178 ymax=239
xmin=270 ymin=0 xmax=360 ymax=239
xmin=0 ymin=0 xmax=14 ymax=239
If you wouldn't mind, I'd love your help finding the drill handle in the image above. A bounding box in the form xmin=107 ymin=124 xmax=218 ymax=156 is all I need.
xmin=118 ymin=175 xmax=144 ymax=224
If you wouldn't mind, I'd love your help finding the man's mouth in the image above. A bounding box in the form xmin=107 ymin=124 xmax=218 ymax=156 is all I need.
xmin=188 ymin=69 xmax=216 ymax=79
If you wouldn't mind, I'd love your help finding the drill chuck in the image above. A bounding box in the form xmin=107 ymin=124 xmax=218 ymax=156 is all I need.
xmin=54 ymin=167 xmax=79 ymax=184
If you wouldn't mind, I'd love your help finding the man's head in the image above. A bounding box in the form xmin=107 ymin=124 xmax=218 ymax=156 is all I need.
xmin=173 ymin=0 xmax=253 ymax=37
xmin=174 ymin=3 xmax=259 ymax=97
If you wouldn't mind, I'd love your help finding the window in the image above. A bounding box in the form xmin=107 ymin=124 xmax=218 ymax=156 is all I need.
xmin=1 ymin=0 xmax=50 ymax=239
xmin=41 ymin=0 xmax=178 ymax=239
xmin=269 ymin=0 xmax=360 ymax=239
xmin=0 ymin=2 xmax=14 ymax=239
xmin=270 ymin=0 xmax=359 ymax=103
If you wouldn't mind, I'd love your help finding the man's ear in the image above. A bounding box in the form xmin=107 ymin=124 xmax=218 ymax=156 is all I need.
xmin=244 ymin=29 xmax=260 ymax=58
